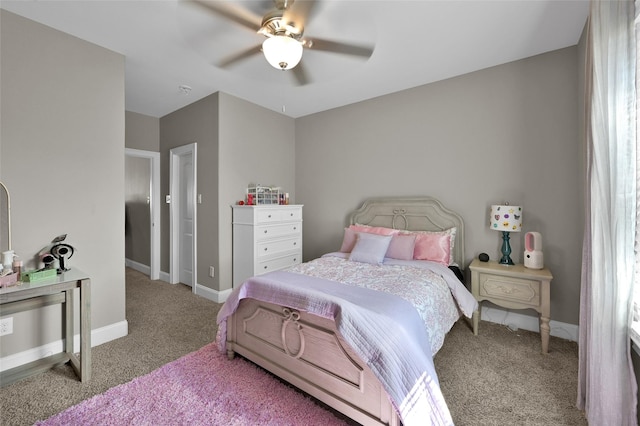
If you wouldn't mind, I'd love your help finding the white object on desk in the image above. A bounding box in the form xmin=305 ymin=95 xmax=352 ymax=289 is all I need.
xmin=524 ymin=231 xmax=544 ymax=269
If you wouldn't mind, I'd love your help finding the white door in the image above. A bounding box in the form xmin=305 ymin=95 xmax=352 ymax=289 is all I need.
xmin=179 ymin=153 xmax=194 ymax=286
xmin=169 ymin=143 xmax=197 ymax=290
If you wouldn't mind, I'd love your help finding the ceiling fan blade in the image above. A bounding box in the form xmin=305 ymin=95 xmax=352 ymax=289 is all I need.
xmin=305 ymin=37 xmax=374 ymax=58
xmin=292 ymin=61 xmax=310 ymax=86
xmin=282 ymin=0 xmax=318 ymax=30
xmin=218 ymin=45 xmax=263 ymax=68
xmin=189 ymin=0 xmax=262 ymax=32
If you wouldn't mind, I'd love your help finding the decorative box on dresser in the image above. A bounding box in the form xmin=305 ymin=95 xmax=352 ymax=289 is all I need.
xmin=232 ymin=205 xmax=303 ymax=288
xmin=469 ymin=258 xmax=553 ymax=354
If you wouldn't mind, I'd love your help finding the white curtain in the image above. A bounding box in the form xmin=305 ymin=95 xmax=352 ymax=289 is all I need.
xmin=577 ymin=1 xmax=637 ymax=425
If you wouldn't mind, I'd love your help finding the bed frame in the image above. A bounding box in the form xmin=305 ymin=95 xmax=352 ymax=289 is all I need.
xmin=225 ymin=197 xmax=465 ymax=426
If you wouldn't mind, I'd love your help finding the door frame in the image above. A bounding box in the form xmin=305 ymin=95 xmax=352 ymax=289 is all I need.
xmin=124 ymin=148 xmax=160 ymax=280
xmin=169 ymin=142 xmax=197 ymax=291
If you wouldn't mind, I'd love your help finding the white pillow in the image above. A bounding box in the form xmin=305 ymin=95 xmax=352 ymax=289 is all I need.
xmin=349 ymin=232 xmax=392 ymax=265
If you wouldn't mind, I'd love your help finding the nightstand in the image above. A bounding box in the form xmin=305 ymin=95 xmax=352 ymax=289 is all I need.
xmin=469 ymin=258 xmax=553 ymax=354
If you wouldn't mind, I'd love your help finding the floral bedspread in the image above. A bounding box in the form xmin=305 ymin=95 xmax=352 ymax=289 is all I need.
xmin=285 ymin=255 xmax=462 ymax=355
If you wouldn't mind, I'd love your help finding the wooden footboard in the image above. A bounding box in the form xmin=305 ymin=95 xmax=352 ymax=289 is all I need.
xmin=226 ymin=298 xmax=401 ymax=426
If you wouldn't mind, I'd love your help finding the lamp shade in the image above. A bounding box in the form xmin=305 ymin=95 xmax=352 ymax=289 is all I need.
xmin=262 ymin=35 xmax=303 ymax=70
xmin=490 ymin=205 xmax=522 ymax=232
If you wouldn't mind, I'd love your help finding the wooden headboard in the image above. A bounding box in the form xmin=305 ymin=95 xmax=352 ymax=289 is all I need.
xmin=349 ymin=196 xmax=465 ymax=266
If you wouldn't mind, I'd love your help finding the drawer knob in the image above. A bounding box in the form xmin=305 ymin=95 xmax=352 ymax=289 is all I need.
xmin=293 ymin=258 xmax=297 ymax=262
xmin=264 ymin=230 xmax=268 ymax=234
xmin=293 ymin=242 xmax=297 ymax=246
xmin=268 ymin=214 xmax=272 ymax=218
xmin=264 ymin=248 xmax=268 ymax=251
xmin=264 ymin=266 xmax=268 ymax=270
xmin=293 ymin=227 xmax=297 ymax=230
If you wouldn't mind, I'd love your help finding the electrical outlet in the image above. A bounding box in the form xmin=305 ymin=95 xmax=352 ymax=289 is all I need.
xmin=209 ymin=266 xmax=215 ymax=278
xmin=0 ymin=317 xmax=13 ymax=336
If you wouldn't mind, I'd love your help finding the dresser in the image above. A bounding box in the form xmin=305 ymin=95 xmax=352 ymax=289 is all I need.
xmin=469 ymin=258 xmax=553 ymax=354
xmin=232 ymin=205 xmax=303 ymax=288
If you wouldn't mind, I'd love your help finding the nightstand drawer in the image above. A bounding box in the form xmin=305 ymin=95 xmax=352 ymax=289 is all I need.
xmin=478 ymin=273 xmax=540 ymax=307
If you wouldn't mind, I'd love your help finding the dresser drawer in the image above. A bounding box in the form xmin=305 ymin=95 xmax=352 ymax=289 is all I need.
xmin=257 ymin=237 xmax=301 ymax=259
xmin=256 ymin=223 xmax=301 ymax=241
xmin=256 ymin=208 xmax=302 ymax=224
xmin=478 ymin=273 xmax=540 ymax=307
xmin=256 ymin=253 xmax=302 ymax=275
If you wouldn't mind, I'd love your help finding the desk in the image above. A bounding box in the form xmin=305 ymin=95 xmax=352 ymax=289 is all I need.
xmin=0 ymin=269 xmax=90 ymax=386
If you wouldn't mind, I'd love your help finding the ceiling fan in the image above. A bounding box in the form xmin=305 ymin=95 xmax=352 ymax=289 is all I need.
xmin=189 ymin=0 xmax=375 ymax=85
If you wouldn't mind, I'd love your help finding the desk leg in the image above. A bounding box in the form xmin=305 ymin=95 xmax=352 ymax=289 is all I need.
xmin=80 ymin=278 xmax=91 ymax=381
xmin=472 ymin=307 xmax=480 ymax=336
xmin=540 ymin=316 xmax=550 ymax=354
xmin=540 ymin=279 xmax=551 ymax=355
xmin=64 ymin=288 xmax=75 ymax=358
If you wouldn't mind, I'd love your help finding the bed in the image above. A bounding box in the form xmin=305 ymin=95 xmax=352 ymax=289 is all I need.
xmin=217 ymin=197 xmax=476 ymax=426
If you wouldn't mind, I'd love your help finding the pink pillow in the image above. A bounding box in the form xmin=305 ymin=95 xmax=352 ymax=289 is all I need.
xmin=413 ymin=232 xmax=451 ymax=266
xmin=385 ymin=233 xmax=417 ymax=260
xmin=339 ymin=228 xmax=357 ymax=252
xmin=409 ymin=228 xmax=457 ymax=265
xmin=341 ymin=224 xmax=398 ymax=253
xmin=349 ymin=224 xmax=398 ymax=236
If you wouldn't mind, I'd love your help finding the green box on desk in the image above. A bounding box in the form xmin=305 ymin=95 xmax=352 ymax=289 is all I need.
xmin=21 ymin=269 xmax=57 ymax=282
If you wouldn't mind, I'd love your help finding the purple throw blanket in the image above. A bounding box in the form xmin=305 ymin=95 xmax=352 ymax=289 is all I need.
xmin=217 ymin=271 xmax=454 ymax=426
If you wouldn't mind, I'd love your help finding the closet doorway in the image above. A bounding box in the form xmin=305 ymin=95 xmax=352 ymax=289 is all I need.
xmin=124 ymin=148 xmax=160 ymax=280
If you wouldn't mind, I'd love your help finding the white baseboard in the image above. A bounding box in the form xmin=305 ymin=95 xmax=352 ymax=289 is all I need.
xmin=128 ymin=262 xmax=230 ymax=304
xmin=0 ymin=320 xmax=128 ymax=372
xmin=480 ymin=305 xmax=579 ymax=342
xmin=125 ymin=258 xmax=150 ymax=276
xmin=195 ymin=283 xmax=232 ymax=304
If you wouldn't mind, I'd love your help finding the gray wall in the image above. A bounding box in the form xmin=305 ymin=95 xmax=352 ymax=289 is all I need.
xmin=295 ymin=46 xmax=582 ymax=326
xmin=160 ymin=94 xmax=220 ymax=289
xmin=0 ymin=10 xmax=126 ymax=354
xmin=218 ymin=93 xmax=296 ymax=292
xmin=156 ymin=92 xmax=295 ymax=293
xmin=126 ymin=111 xmax=159 ymax=151
xmin=125 ymin=111 xmax=160 ymax=268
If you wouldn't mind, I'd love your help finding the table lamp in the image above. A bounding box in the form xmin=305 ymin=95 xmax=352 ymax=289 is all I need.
xmin=490 ymin=204 xmax=522 ymax=265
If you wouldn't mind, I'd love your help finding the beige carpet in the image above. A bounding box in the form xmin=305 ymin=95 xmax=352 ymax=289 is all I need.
xmin=0 ymin=268 xmax=586 ymax=425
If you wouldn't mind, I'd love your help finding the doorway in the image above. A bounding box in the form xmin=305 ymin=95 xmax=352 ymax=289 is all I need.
xmin=124 ymin=148 xmax=160 ymax=280
xmin=169 ymin=143 xmax=197 ymax=291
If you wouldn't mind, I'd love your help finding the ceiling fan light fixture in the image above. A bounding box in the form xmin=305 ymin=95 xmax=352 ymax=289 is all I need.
xmin=262 ymin=35 xmax=303 ymax=70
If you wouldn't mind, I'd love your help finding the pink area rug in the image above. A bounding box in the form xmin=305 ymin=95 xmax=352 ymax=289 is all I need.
xmin=37 ymin=343 xmax=349 ymax=425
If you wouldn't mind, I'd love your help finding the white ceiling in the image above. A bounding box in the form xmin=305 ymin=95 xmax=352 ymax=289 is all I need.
xmin=0 ymin=0 xmax=589 ymax=118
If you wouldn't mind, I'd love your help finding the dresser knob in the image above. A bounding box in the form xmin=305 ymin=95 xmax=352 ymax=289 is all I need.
xmin=264 ymin=230 xmax=268 ymax=234
xmin=264 ymin=266 xmax=268 ymax=270
xmin=268 ymin=214 xmax=272 ymax=218
xmin=293 ymin=227 xmax=297 ymax=230
xmin=264 ymin=248 xmax=268 ymax=251
xmin=293 ymin=242 xmax=297 ymax=246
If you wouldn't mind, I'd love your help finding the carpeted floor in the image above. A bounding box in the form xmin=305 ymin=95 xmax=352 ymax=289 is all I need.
xmin=0 ymin=267 xmax=587 ymax=425
xmin=35 ymin=342 xmax=351 ymax=426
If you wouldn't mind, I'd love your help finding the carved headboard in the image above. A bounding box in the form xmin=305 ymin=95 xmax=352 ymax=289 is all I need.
xmin=349 ymin=196 xmax=465 ymax=266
